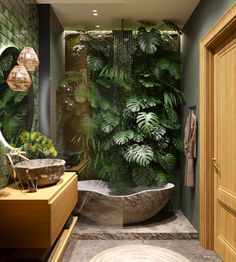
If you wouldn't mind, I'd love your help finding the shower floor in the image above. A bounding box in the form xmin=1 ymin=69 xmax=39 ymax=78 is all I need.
xmin=72 ymin=210 xmax=198 ymax=240
xmin=62 ymin=210 xmax=221 ymax=261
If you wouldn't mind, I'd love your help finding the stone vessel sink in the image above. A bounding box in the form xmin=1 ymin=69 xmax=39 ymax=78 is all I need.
xmin=15 ymin=159 xmax=65 ymax=187
xmin=78 ymin=180 xmax=175 ymax=225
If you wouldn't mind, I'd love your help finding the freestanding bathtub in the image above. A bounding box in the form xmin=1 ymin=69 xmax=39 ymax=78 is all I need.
xmin=77 ymin=180 xmax=175 ymax=225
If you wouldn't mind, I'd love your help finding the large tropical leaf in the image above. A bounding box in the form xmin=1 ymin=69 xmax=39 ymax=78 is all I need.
xmin=132 ymin=166 xmax=155 ymax=186
xmin=164 ymin=90 xmax=185 ymax=108
xmin=126 ymin=97 xmax=160 ymax=112
xmin=74 ymin=86 xmax=89 ymax=103
xmin=113 ymin=130 xmax=134 ymax=145
xmin=132 ymin=133 xmax=144 ymax=142
xmin=151 ymin=126 xmax=166 ymax=141
xmin=138 ymin=29 xmax=161 ymax=54
xmin=99 ymin=65 xmax=128 ymax=82
xmin=60 ymin=72 xmax=81 ymax=86
xmin=124 ymin=144 xmax=154 ymax=166
xmin=102 ymin=111 xmax=120 ymax=126
xmin=87 ymin=55 xmax=103 ymax=71
xmin=101 ymin=123 xmax=114 ymax=133
xmin=153 ymin=170 xmax=171 ymax=184
xmin=173 ymin=137 xmax=184 ymax=152
xmin=159 ymin=153 xmax=176 ymax=172
xmin=136 ymin=112 xmax=159 ymax=132
xmin=79 ymin=114 xmax=99 ymax=138
xmin=165 ymin=105 xmax=178 ymax=123
xmin=156 ymin=58 xmax=180 ymax=80
xmin=162 ymin=119 xmax=180 ymax=130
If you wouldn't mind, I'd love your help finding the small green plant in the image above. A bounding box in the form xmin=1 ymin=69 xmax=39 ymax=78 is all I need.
xmin=19 ymin=131 xmax=57 ymax=159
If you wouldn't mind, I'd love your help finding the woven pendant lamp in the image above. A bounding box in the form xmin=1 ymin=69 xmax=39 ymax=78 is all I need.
xmin=7 ymin=65 xmax=32 ymax=92
xmin=17 ymin=47 xmax=39 ymax=71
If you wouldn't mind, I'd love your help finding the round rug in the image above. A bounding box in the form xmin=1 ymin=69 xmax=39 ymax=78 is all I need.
xmin=89 ymin=244 xmax=190 ymax=262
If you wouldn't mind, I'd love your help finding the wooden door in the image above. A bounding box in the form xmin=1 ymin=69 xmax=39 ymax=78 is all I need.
xmin=214 ymin=33 xmax=236 ymax=261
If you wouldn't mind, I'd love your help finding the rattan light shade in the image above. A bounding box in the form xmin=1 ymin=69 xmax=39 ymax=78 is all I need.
xmin=17 ymin=47 xmax=39 ymax=71
xmin=7 ymin=65 xmax=32 ymax=92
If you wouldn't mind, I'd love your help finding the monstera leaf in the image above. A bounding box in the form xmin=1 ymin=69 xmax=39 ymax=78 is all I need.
xmin=138 ymin=29 xmax=161 ymax=54
xmin=173 ymin=137 xmax=184 ymax=152
xmin=100 ymin=112 xmax=120 ymax=134
xmin=99 ymin=65 xmax=127 ymax=82
xmin=132 ymin=166 xmax=155 ymax=186
xmin=101 ymin=123 xmax=114 ymax=133
xmin=113 ymin=130 xmax=134 ymax=145
xmin=136 ymin=112 xmax=159 ymax=132
xmin=126 ymin=96 xmax=161 ymax=113
xmin=151 ymin=126 xmax=166 ymax=141
xmin=159 ymin=153 xmax=176 ymax=172
xmin=156 ymin=58 xmax=180 ymax=80
xmin=124 ymin=144 xmax=154 ymax=166
xmin=87 ymin=55 xmax=103 ymax=71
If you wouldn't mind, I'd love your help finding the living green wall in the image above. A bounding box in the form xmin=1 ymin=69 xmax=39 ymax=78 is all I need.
xmin=0 ymin=0 xmax=39 ymax=130
xmin=181 ymin=0 xmax=236 ymax=232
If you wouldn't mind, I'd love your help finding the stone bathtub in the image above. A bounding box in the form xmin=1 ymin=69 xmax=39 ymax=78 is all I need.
xmin=77 ymin=180 xmax=174 ymax=225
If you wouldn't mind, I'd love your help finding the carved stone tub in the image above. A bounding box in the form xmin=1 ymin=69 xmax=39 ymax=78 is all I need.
xmin=78 ymin=180 xmax=174 ymax=225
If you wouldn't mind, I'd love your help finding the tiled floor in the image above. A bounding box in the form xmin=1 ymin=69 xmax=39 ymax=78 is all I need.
xmin=62 ymin=210 xmax=221 ymax=261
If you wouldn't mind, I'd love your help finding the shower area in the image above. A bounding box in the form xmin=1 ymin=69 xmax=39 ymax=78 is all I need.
xmin=56 ymin=24 xmax=197 ymax=239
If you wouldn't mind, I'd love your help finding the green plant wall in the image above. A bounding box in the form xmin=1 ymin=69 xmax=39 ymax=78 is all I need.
xmin=0 ymin=0 xmax=39 ymax=130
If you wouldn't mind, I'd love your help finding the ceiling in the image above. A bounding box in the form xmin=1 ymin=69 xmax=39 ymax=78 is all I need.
xmin=36 ymin=0 xmax=200 ymax=30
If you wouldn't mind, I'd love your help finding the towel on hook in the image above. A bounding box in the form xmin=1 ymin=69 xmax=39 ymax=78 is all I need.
xmin=184 ymin=110 xmax=197 ymax=187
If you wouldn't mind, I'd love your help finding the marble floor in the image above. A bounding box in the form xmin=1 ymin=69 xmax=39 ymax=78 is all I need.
xmin=62 ymin=210 xmax=221 ymax=261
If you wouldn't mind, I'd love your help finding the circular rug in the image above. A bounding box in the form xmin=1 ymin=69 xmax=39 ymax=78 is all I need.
xmin=89 ymin=244 xmax=190 ymax=262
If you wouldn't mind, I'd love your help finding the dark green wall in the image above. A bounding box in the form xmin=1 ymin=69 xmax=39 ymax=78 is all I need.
xmin=181 ymin=0 xmax=236 ymax=232
xmin=0 ymin=0 xmax=39 ymax=130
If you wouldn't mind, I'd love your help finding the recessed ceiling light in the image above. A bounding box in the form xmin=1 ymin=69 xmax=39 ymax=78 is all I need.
xmin=92 ymin=9 xmax=98 ymax=13
xmin=96 ymin=25 xmax=100 ymax=28
xmin=93 ymin=13 xmax=98 ymax=16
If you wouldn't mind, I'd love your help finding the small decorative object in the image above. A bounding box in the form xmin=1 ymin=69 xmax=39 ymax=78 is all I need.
xmin=6 ymin=65 xmax=32 ymax=92
xmin=17 ymin=47 xmax=39 ymax=72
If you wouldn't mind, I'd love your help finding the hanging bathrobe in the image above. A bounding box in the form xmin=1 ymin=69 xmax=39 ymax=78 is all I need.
xmin=184 ymin=110 xmax=197 ymax=187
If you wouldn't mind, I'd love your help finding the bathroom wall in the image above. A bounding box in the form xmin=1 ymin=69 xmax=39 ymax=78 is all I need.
xmin=181 ymin=0 xmax=235 ymax=232
xmin=38 ymin=5 xmax=65 ymax=143
xmin=0 ymin=0 xmax=39 ymax=129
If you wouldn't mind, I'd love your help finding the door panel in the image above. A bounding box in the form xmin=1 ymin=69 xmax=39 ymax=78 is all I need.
xmin=214 ymin=38 xmax=236 ymax=261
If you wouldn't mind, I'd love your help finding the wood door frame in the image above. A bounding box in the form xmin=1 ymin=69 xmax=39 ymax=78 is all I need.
xmin=200 ymin=2 xmax=236 ymax=249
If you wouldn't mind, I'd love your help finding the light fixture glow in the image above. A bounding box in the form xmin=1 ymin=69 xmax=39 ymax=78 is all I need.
xmin=96 ymin=25 xmax=100 ymax=28
xmin=92 ymin=9 xmax=98 ymax=13
xmin=93 ymin=13 xmax=98 ymax=16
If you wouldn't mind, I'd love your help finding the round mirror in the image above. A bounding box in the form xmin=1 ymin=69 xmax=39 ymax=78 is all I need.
xmin=0 ymin=45 xmax=34 ymax=147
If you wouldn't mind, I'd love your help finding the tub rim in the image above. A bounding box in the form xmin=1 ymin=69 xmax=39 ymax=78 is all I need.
xmin=78 ymin=180 xmax=175 ymax=198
